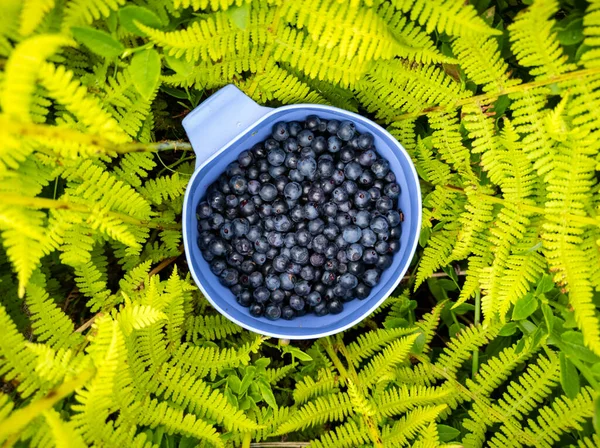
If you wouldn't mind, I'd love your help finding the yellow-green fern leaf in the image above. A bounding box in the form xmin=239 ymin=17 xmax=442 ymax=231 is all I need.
xmin=508 ymin=0 xmax=576 ymax=79
xmin=381 ymin=404 xmax=448 ymax=447
xmin=173 ymin=0 xmax=254 ymax=12
xmin=415 ymin=230 xmax=457 ymax=288
xmin=293 ymin=368 xmax=339 ymax=404
xmin=43 ymin=409 xmax=87 ymax=448
xmin=184 ymin=314 xmax=243 ymax=342
xmin=376 ymin=384 xmax=454 ymax=419
xmin=581 ymin=0 xmax=600 ymax=68
xmin=345 ymin=326 xmax=418 ymax=366
xmin=19 ymin=0 xmax=55 ymax=36
xmin=62 ymin=0 xmax=125 ymax=31
xmin=309 ymin=419 xmax=371 ymax=448
xmin=275 ymin=392 xmax=353 ymax=434
xmin=391 ymin=0 xmax=500 ymax=37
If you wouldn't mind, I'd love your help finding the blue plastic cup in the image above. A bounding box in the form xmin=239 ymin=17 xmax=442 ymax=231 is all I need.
xmin=182 ymin=85 xmax=421 ymax=339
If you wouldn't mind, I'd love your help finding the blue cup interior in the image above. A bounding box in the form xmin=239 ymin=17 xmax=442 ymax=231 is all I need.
xmin=183 ymin=105 xmax=421 ymax=339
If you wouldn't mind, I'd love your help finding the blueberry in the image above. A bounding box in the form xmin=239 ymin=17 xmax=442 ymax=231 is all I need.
xmin=363 ymin=249 xmax=379 ymax=264
xmin=284 ymin=138 xmax=299 ymax=154
xmin=353 ymin=190 xmax=369 ymax=209
xmin=306 ymin=291 xmax=322 ymax=306
xmin=272 ymin=200 xmax=288 ymax=215
xmin=248 ymin=179 xmax=262 ymax=195
xmin=294 ymin=280 xmax=311 ymax=296
xmin=371 ymin=159 xmax=390 ymax=178
xmin=312 ymin=135 xmax=327 ymax=153
xmin=198 ymin=220 xmax=211 ymax=231
xmin=258 ymin=203 xmax=273 ymax=218
xmin=371 ymin=216 xmax=389 ymax=234
xmin=332 ymin=169 xmax=345 ymax=185
xmin=202 ymin=249 xmax=215 ymax=261
xmin=281 ymin=306 xmax=295 ymax=319
xmin=280 ymin=182 xmax=300 ymax=201
xmin=296 ymin=229 xmax=312 ymax=247
xmin=327 ymin=120 xmax=340 ymax=134
xmin=258 ymin=183 xmax=277 ymax=202
xmin=323 ymin=202 xmax=338 ymax=217
xmin=308 ymin=218 xmax=325 ymax=235
xmin=390 ymin=226 xmax=401 ymax=239
xmin=208 ymin=190 xmax=225 ymax=210
xmin=220 ymin=222 xmax=234 ymax=240
xmin=385 ymin=171 xmax=396 ymax=183
xmin=377 ymin=196 xmax=394 ymax=213
xmin=238 ymin=150 xmax=253 ymax=167
xmin=300 ymin=265 xmax=316 ymax=281
xmin=339 ymin=147 xmax=355 ymax=163
xmin=355 ymin=283 xmax=371 ymax=299
xmin=335 ymin=234 xmax=349 ymax=250
xmin=363 ymin=269 xmax=380 ymax=287
xmin=322 ymin=270 xmax=336 ymax=285
xmin=273 ymin=215 xmax=292 ymax=232
xmin=227 ymin=162 xmax=244 ymax=177
xmin=229 ymin=175 xmax=247 ymax=195
xmin=305 ymin=185 xmax=324 ymax=203
xmin=239 ymin=199 xmax=256 ymax=216
xmin=210 ymin=259 xmax=227 ymax=276
xmin=232 ymin=218 xmax=249 ymax=237
xmin=358 ymin=170 xmax=375 ymax=187
xmin=227 ymin=252 xmax=244 ymax=268
xmin=197 ymin=202 xmax=212 ymax=219
xmin=253 ymin=252 xmax=267 ymax=265
xmin=220 ymin=268 xmax=238 ymax=286
xmin=280 ymin=273 xmax=296 ymax=290
xmin=353 ymin=210 xmax=371 ymax=228
xmin=346 ymin=243 xmax=363 ymax=262
xmin=288 ymin=121 xmax=303 ymax=137
xmin=298 ymin=130 xmax=314 ymax=147
xmin=342 ymin=225 xmax=362 ymax=244
xmin=348 ymin=261 xmax=365 ymax=276
xmin=247 ymin=166 xmax=260 ymax=179
xmin=272 ymin=290 xmax=285 ymax=303
xmin=342 ymin=180 xmax=358 ymax=195
xmin=312 ymin=235 xmax=328 ymax=253
xmin=358 ymin=149 xmax=377 ymax=167
xmin=265 ymin=247 xmax=279 ymax=259
xmin=374 ymin=240 xmax=389 ymax=255
xmin=264 ymin=138 xmax=280 ymax=151
xmin=289 ymin=205 xmax=304 ymax=222
xmin=344 ymin=162 xmax=363 ymax=180
xmin=280 ymin=247 xmax=292 ymax=259
xmin=337 ymin=121 xmax=355 ymax=141
xmin=332 ymin=187 xmax=348 ymax=203
xmin=304 ymin=203 xmax=320 ymax=220
xmin=298 ymin=157 xmax=317 ymax=177
xmin=337 ymin=249 xmax=349 ymax=264
xmin=324 ymin=259 xmax=338 ymax=271
xmin=338 ymin=201 xmax=351 ymax=213
xmin=323 ymin=224 xmax=340 ymax=240
xmin=389 ymin=240 xmax=400 ymax=253
xmin=267 ymin=148 xmax=285 ymax=166
xmin=248 ymin=272 xmax=263 ymax=288
xmin=265 ymin=304 xmax=282 ymax=320
xmin=310 ymin=252 xmax=326 ymax=267
xmin=314 ymin=302 xmax=329 ymax=316
xmin=289 ymin=295 xmax=305 ymax=311
xmin=328 ymin=300 xmax=344 ymax=314
xmin=273 ymin=255 xmax=289 ymax=272
xmin=376 ymin=255 xmax=393 ymax=269
xmin=249 ymin=302 xmax=264 ymax=317
xmin=208 ymin=239 xmax=227 ymax=256
xmin=327 ymin=136 xmax=342 ymax=153
xmin=305 ymin=115 xmax=321 ymax=130
xmin=385 ymin=210 xmax=400 ymax=227
xmin=272 ymin=122 xmax=289 ymax=141
xmin=291 ymin=246 xmax=310 ymax=264
xmin=269 ymin=165 xmax=287 ymax=179
xmin=384 ymin=183 xmax=400 ymax=199
xmin=300 ymin=147 xmax=316 ymax=160
xmin=237 ymin=290 xmax=252 ymax=306
xmin=368 ymin=187 xmax=381 ymax=202
xmin=358 ymin=133 xmax=374 ymax=149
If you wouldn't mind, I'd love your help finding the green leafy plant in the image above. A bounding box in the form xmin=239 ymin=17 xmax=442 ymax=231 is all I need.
xmin=1 ymin=0 xmax=600 ymax=447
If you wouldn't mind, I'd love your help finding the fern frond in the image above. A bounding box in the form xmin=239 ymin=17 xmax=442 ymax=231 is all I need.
xmin=376 ymin=384 xmax=454 ymax=419
xmin=508 ymin=0 xmax=576 ymax=79
xmin=26 ymin=343 xmax=87 ymax=385
xmin=275 ymin=392 xmax=353 ymax=434
xmin=357 ymin=60 xmax=468 ymax=120
xmin=415 ymin=230 xmax=457 ymax=287
xmin=416 ymin=138 xmax=454 ymax=186
xmin=293 ymin=368 xmax=339 ymax=404
xmin=421 ymin=187 xmax=463 ymax=229
xmin=26 ymin=282 xmax=83 ymax=350
xmin=139 ymin=173 xmax=188 ymax=206
xmin=115 ymin=303 xmax=166 ymax=336
xmin=43 ymin=409 xmax=87 ymax=448
xmin=62 ymin=0 xmax=125 ymax=31
xmin=581 ymin=0 xmax=600 ymax=68
xmin=388 ymin=118 xmax=417 ymax=156
xmin=308 ymin=419 xmax=370 ymax=448
xmin=577 ymin=434 xmax=600 ymax=448
xmin=489 ymin=387 xmax=596 ymax=448
xmin=0 ymin=303 xmax=40 ymax=398
xmin=1 ymin=34 xmax=72 ymax=122
xmin=429 ymin=111 xmax=474 ymax=178
xmin=172 ymin=337 xmax=263 ymax=380
xmin=280 ymin=0 xmax=400 ymax=63
xmin=155 ymin=365 xmax=260 ymax=432
xmin=461 ymin=102 xmax=498 ymax=154
xmin=265 ymin=363 xmax=296 ymax=384
xmin=173 ymin=0 xmax=253 ymax=12
xmin=391 ymin=0 xmax=500 ymax=37
xmin=415 ymin=302 xmax=444 ymax=353
xmin=434 ymin=323 xmax=502 ymax=378
xmin=113 ymin=153 xmax=156 ymax=189
xmin=380 ymin=404 xmax=448 ymax=447
xmin=452 ymin=34 xmax=520 ymax=93
xmin=345 ymin=326 xmax=418 ymax=366
xmin=0 ymin=393 xmax=15 ymax=424
xmin=19 ymin=0 xmax=55 ymax=36
xmin=38 ymin=63 xmax=129 ymax=143
xmin=72 ymin=255 xmax=113 ymax=312
xmin=184 ymin=314 xmax=243 ymax=342
xmin=357 ymin=334 xmax=418 ymax=388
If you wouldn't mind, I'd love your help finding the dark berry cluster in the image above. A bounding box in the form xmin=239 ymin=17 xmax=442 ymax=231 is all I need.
xmin=196 ymin=116 xmax=403 ymax=321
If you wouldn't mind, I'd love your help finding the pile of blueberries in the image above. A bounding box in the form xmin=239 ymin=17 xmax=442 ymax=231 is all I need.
xmin=196 ymin=115 xmax=402 ymax=320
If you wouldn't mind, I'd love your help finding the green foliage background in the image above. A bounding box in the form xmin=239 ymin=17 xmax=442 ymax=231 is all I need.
xmin=1 ymin=0 xmax=600 ymax=446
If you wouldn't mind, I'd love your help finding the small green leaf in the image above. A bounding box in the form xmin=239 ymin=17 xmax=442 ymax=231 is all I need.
xmin=283 ymin=346 xmax=313 ymax=361
xmin=129 ymin=49 xmax=161 ymax=100
xmin=226 ymin=4 xmax=250 ymax=29
xmin=419 ymin=227 xmax=431 ymax=248
xmin=557 ymin=18 xmax=584 ymax=46
xmin=591 ymin=363 xmax=600 ymax=376
xmin=512 ymin=293 xmax=538 ymax=320
xmin=560 ymin=353 xmax=580 ymax=399
xmin=438 ymin=279 xmax=458 ymax=292
xmin=411 ymin=331 xmax=426 ymax=354
xmin=427 ymin=278 xmax=447 ymax=302
xmin=594 ymin=396 xmax=600 ymax=436
xmin=239 ymin=368 xmax=255 ymax=395
xmin=437 ymin=424 xmax=460 ymax=442
xmin=71 ymin=26 xmax=124 ymax=58
xmin=258 ymin=379 xmax=277 ymax=409
xmin=165 ymin=54 xmax=194 ymax=76
xmin=535 ymin=274 xmax=555 ymax=296
xmin=179 ymin=436 xmax=197 ymax=448
xmin=541 ymin=303 xmax=554 ymax=334
xmin=452 ymin=303 xmax=475 ymax=315
xmin=499 ymin=322 xmax=518 ymax=337
xmin=559 ymin=331 xmax=600 ymax=363
xmin=227 ymin=375 xmax=241 ymax=394
xmin=119 ymin=5 xmax=162 ymax=36
xmin=254 ymin=358 xmax=270 ymax=369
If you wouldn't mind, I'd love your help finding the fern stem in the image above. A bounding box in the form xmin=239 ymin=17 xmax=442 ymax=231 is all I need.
xmin=442 ymin=185 xmax=600 ymax=227
xmin=472 ymin=289 xmax=481 ymax=378
xmin=392 ymin=66 xmax=600 ymax=120
xmin=0 ymin=368 xmax=94 ymax=441
xmin=2 ymin=194 xmax=181 ymax=230
xmin=242 ymin=432 xmax=252 ymax=448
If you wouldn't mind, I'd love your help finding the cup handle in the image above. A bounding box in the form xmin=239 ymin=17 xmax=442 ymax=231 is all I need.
xmin=182 ymin=84 xmax=273 ymax=170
